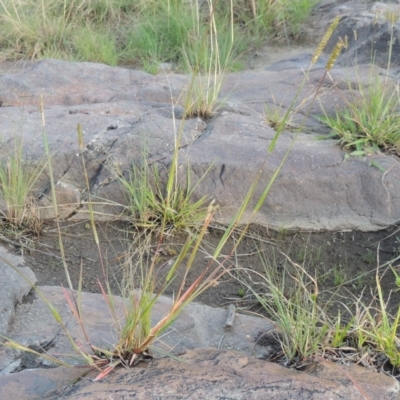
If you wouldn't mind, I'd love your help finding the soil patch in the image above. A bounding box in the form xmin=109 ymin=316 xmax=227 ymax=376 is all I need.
xmin=5 ymin=221 xmax=400 ymax=315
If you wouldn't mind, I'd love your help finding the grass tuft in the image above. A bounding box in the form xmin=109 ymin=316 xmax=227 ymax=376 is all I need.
xmin=116 ymin=157 xmax=211 ymax=233
xmin=0 ymin=136 xmax=44 ymax=234
xmin=321 ymin=77 xmax=400 ymax=156
xmin=237 ymin=246 xmax=400 ymax=374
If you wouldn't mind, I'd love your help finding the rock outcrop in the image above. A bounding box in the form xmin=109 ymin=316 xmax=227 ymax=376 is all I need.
xmin=0 ymin=260 xmax=397 ymax=399
xmin=0 ymin=55 xmax=399 ymax=231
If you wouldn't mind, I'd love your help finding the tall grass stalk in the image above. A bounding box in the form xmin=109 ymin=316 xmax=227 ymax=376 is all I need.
xmin=40 ymin=96 xmax=73 ymax=290
xmin=183 ymin=0 xmax=236 ymax=118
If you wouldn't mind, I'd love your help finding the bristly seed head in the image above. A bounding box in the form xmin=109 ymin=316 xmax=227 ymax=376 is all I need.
xmin=4 ymin=341 xmax=24 ymax=350
xmin=386 ymin=9 xmax=400 ymax=26
xmin=325 ymin=36 xmax=348 ymax=71
xmin=40 ymin=95 xmax=45 ymax=128
xmin=77 ymin=123 xmax=84 ymax=150
xmin=312 ymin=16 xmax=341 ymax=65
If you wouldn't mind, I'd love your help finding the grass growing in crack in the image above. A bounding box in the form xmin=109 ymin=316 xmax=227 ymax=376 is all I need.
xmin=116 ymin=154 xmax=211 ymax=233
xmin=0 ymin=136 xmax=45 ymax=234
xmin=237 ymin=247 xmax=400 ymax=375
xmin=181 ymin=1 xmax=239 ymax=118
xmin=264 ymin=102 xmax=292 ymax=130
xmin=256 ymin=255 xmax=331 ymax=364
xmin=233 ymin=237 xmax=400 ymax=376
xmin=367 ymin=269 xmax=400 ymax=368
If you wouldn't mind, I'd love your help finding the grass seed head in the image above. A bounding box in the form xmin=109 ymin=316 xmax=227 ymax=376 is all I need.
xmin=312 ymin=16 xmax=340 ymax=65
xmin=77 ymin=123 xmax=84 ymax=150
xmin=325 ymin=36 xmax=347 ymax=71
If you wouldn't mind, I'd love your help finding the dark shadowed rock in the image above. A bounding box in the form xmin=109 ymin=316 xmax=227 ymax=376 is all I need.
xmin=0 ymin=248 xmax=36 ymax=338
xmin=316 ymin=1 xmax=400 ymax=68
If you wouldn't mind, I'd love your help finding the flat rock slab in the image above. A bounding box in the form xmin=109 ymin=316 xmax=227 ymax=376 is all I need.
xmin=3 ymin=285 xmax=273 ymax=366
xmin=0 ymin=284 xmax=398 ymax=399
xmin=1 ymin=58 xmax=400 ymax=231
xmin=0 ymin=349 xmax=398 ymax=400
xmin=0 ymin=248 xmax=36 ymax=338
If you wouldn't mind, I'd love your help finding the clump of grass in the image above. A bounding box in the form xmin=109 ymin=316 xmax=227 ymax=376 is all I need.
xmin=116 ymin=156 xmax=211 ymax=233
xmin=321 ymin=77 xmax=400 ymax=156
xmin=264 ymin=103 xmax=292 ymax=130
xmin=321 ymin=10 xmax=400 ymax=157
xmin=73 ymin=24 xmax=118 ymax=66
xmin=390 ymin=265 xmax=400 ymax=292
xmin=122 ymin=2 xmax=195 ymax=72
xmin=332 ymin=264 xmax=346 ymax=287
xmin=366 ymin=270 xmax=400 ymax=368
xmin=236 ymin=241 xmax=400 ymax=375
xmin=0 ymin=137 xmax=44 ymax=234
xmin=248 ymin=254 xmax=331 ymax=364
xmin=182 ymin=1 xmax=238 ymax=118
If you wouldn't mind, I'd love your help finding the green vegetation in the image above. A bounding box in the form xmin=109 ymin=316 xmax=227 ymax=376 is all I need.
xmin=321 ymin=12 xmax=400 ymax=157
xmin=0 ymin=137 xmax=44 ymax=234
xmin=2 ymin=44 xmax=292 ymax=377
xmin=321 ymin=76 xmax=400 ymax=156
xmin=0 ymin=0 xmax=318 ymax=71
xmin=1 ymin=0 xmax=399 ymax=383
xmin=115 ymin=138 xmax=212 ymax=233
xmin=332 ymin=264 xmax=346 ymax=287
xmin=238 ymin=248 xmax=400 ymax=371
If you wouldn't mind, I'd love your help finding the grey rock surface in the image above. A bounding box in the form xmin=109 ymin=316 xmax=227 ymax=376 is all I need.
xmin=316 ymin=1 xmax=400 ymax=68
xmin=0 ymin=259 xmax=398 ymax=399
xmin=0 ymin=247 xmax=36 ymax=337
xmin=0 ymin=348 xmax=398 ymax=400
xmin=0 ymin=58 xmax=399 ymax=231
xmin=6 ymin=286 xmax=274 ymax=364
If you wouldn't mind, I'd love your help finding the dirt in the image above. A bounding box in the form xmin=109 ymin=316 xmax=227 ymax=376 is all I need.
xmin=6 ymin=220 xmax=400 ymax=318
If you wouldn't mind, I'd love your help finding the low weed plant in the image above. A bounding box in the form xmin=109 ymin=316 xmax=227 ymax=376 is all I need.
xmin=249 ymin=253 xmax=331 ymax=364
